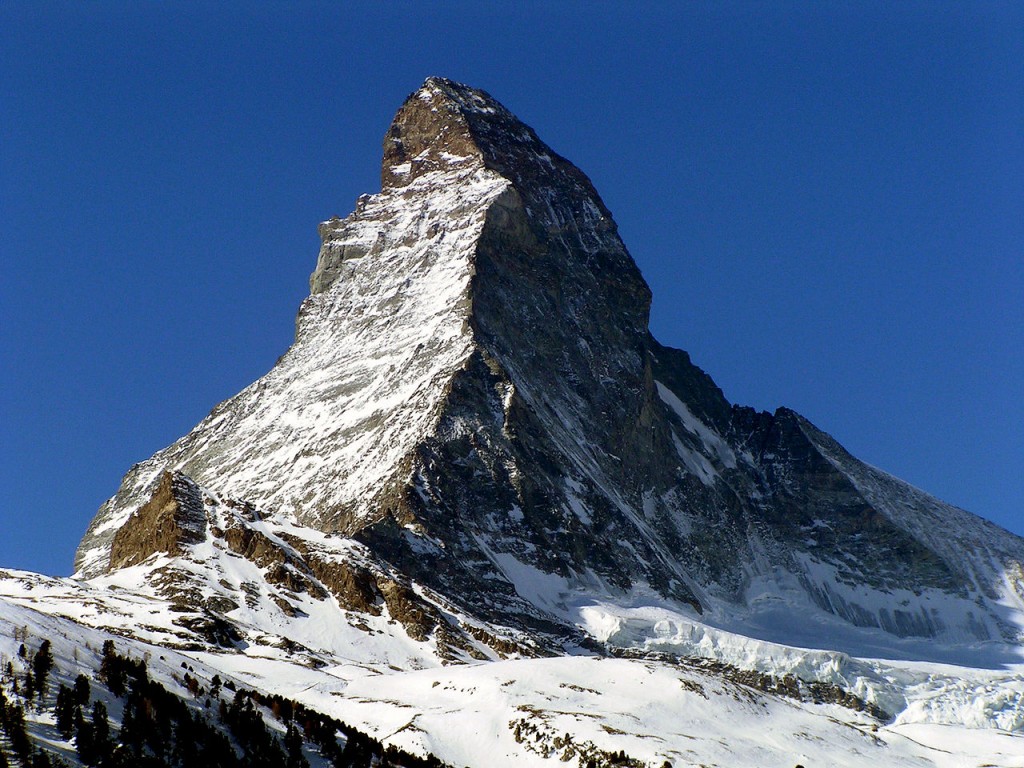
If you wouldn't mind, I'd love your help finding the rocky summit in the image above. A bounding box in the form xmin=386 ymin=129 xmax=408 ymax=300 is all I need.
xmin=4 ymin=78 xmax=1024 ymax=768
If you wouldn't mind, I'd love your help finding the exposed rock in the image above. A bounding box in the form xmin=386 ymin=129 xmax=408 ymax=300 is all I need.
xmin=280 ymin=534 xmax=382 ymax=615
xmin=375 ymin=576 xmax=437 ymax=642
xmin=173 ymin=612 xmax=242 ymax=648
xmin=108 ymin=471 xmax=206 ymax=570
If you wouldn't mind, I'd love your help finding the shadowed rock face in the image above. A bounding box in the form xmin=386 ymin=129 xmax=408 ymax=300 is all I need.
xmin=78 ymin=78 xmax=1024 ymax=648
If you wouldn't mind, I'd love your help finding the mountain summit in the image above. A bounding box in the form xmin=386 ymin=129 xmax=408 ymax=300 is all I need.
xmin=76 ymin=78 xmax=1024 ymax=658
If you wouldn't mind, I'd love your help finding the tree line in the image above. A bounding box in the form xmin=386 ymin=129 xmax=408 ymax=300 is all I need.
xmin=1 ymin=637 xmax=448 ymax=768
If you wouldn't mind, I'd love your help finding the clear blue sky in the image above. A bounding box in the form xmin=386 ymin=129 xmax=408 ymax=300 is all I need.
xmin=2 ymin=3 xmax=1021 ymax=576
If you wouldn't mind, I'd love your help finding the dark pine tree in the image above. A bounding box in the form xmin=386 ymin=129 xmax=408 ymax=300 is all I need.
xmin=74 ymin=715 xmax=97 ymax=766
xmin=99 ymin=640 xmax=128 ymax=698
xmin=118 ymin=691 xmax=143 ymax=758
xmin=32 ymin=640 xmax=53 ymax=696
xmin=91 ymin=700 xmax=111 ymax=762
xmin=54 ymin=684 xmax=77 ymax=740
xmin=6 ymin=702 xmax=33 ymax=765
xmin=285 ymin=721 xmax=308 ymax=768
xmin=73 ymin=674 xmax=90 ymax=707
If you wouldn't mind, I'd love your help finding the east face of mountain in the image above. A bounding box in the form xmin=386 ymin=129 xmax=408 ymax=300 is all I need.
xmin=75 ymin=77 xmax=1024 ymax=656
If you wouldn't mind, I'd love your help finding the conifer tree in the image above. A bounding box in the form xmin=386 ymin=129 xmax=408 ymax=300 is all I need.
xmin=75 ymin=715 xmax=97 ymax=766
xmin=32 ymin=640 xmax=53 ymax=695
xmin=23 ymin=671 xmax=35 ymax=704
xmin=91 ymin=701 xmax=111 ymax=764
xmin=6 ymin=702 xmax=32 ymax=765
xmin=73 ymin=674 xmax=90 ymax=707
xmin=285 ymin=720 xmax=308 ymax=768
xmin=99 ymin=641 xmax=125 ymax=697
xmin=118 ymin=692 xmax=142 ymax=758
xmin=55 ymin=684 xmax=77 ymax=740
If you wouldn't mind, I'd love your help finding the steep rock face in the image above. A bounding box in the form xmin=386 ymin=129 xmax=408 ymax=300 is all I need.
xmin=76 ymin=77 xmax=1024 ymax=650
xmin=108 ymin=471 xmax=206 ymax=570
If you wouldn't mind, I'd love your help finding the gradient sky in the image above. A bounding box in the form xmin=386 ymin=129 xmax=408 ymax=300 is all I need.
xmin=2 ymin=2 xmax=1021 ymax=576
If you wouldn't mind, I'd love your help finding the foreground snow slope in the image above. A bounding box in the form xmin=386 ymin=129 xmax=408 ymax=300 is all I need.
xmin=3 ymin=566 xmax=1024 ymax=768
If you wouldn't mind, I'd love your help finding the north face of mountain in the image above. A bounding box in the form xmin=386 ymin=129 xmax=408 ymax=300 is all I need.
xmin=75 ymin=77 xmax=1024 ymax=654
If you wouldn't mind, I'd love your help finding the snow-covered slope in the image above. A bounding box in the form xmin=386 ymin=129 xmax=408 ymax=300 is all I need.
xmin=7 ymin=76 xmax=1021 ymax=766
xmin=3 ymin=569 xmax=1024 ymax=767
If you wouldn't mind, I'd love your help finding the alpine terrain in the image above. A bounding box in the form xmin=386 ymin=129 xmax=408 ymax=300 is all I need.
xmin=3 ymin=78 xmax=1023 ymax=768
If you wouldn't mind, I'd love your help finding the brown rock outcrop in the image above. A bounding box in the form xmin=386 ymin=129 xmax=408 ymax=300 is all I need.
xmin=109 ymin=471 xmax=206 ymax=570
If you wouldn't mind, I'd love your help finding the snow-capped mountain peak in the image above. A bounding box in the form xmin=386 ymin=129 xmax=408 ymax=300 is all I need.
xmin=12 ymin=76 xmax=1019 ymax=767
xmin=75 ymin=77 xmax=1024 ymax=654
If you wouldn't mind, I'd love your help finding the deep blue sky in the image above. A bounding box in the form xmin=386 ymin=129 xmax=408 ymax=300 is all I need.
xmin=2 ymin=3 xmax=1021 ymax=576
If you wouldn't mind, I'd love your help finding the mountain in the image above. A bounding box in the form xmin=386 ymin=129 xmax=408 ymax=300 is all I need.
xmin=4 ymin=77 xmax=1024 ymax=768
xmin=74 ymin=76 xmax=1024 ymax=654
